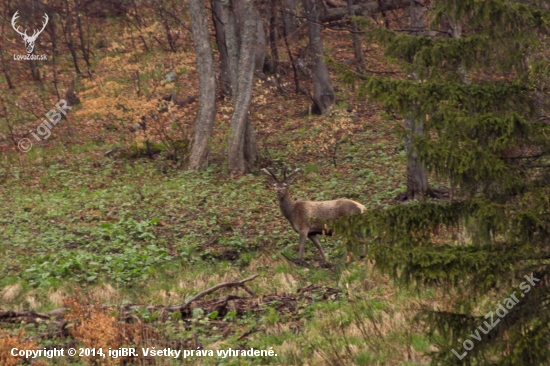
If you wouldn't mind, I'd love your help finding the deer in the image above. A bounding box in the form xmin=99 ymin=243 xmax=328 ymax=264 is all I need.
xmin=261 ymin=167 xmax=365 ymax=264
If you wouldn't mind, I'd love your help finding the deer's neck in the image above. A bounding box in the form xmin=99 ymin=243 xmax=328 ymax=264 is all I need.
xmin=278 ymin=193 xmax=296 ymax=223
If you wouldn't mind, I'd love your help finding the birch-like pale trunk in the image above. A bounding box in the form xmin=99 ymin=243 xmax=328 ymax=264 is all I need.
xmin=188 ymin=0 xmax=217 ymax=170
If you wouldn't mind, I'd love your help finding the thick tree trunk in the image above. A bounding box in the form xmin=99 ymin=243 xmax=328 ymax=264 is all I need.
xmin=225 ymin=0 xmax=259 ymax=176
xmin=304 ymin=0 xmax=335 ymax=114
xmin=347 ymin=0 xmax=366 ymax=73
xmin=188 ymin=0 xmax=217 ymax=170
xmin=404 ymin=0 xmax=429 ymax=200
xmin=282 ymin=0 xmax=298 ymax=39
xmin=212 ymin=0 xmax=232 ymax=98
xmin=405 ymin=114 xmax=429 ymax=200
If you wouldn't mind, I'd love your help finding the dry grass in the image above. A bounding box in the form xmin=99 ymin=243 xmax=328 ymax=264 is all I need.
xmin=0 ymin=284 xmax=21 ymax=303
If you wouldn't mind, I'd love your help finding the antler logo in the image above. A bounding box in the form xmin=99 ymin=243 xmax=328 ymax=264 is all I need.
xmin=11 ymin=11 xmax=48 ymax=54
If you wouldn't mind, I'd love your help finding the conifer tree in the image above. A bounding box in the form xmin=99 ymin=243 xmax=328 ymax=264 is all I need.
xmin=338 ymin=1 xmax=550 ymax=364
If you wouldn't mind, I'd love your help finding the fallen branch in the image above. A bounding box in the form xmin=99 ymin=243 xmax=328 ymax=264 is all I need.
xmin=237 ymin=327 xmax=261 ymax=340
xmin=168 ymin=274 xmax=259 ymax=311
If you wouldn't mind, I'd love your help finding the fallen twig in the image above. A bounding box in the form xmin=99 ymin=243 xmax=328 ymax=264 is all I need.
xmin=237 ymin=327 xmax=261 ymax=341
xmin=168 ymin=274 xmax=259 ymax=311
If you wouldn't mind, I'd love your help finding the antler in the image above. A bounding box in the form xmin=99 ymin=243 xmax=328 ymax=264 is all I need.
xmin=261 ymin=168 xmax=279 ymax=183
xmin=11 ymin=11 xmax=27 ymax=38
xmin=285 ymin=168 xmax=302 ymax=183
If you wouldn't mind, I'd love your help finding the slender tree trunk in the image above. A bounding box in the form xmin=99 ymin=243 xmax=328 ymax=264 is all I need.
xmin=346 ymin=0 xmax=366 ymax=73
xmin=404 ymin=0 xmax=429 ymax=200
xmin=188 ymin=0 xmax=217 ymax=170
xmin=157 ymin=3 xmax=177 ymax=52
xmin=28 ymin=60 xmax=41 ymax=82
xmin=253 ymin=8 xmax=266 ymax=74
xmin=0 ymin=46 xmax=14 ymax=89
xmin=49 ymin=16 xmax=60 ymax=99
xmin=212 ymin=0 xmax=232 ymax=98
xmin=268 ymin=0 xmax=280 ymax=77
xmin=303 ymin=0 xmax=335 ymax=114
xmin=281 ymin=8 xmax=300 ymax=93
xmin=74 ymin=0 xmax=90 ymax=68
xmin=225 ymin=0 xmax=259 ymax=176
xmin=64 ymin=0 xmax=81 ymax=74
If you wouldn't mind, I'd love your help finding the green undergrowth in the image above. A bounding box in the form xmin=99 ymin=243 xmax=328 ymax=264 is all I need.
xmin=0 ymin=107 xmax=439 ymax=365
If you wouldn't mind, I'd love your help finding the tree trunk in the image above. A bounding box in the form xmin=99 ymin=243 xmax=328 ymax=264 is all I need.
xmin=405 ymin=114 xmax=429 ymax=200
xmin=253 ymin=8 xmax=267 ymax=75
xmin=404 ymin=0 xmax=429 ymax=200
xmin=74 ymin=0 xmax=90 ymax=68
xmin=212 ymin=0 xmax=232 ymax=98
xmin=268 ymin=0 xmax=280 ymax=76
xmin=188 ymin=0 xmax=217 ymax=170
xmin=64 ymin=0 xmax=81 ymax=74
xmin=225 ymin=0 xmax=259 ymax=176
xmin=282 ymin=0 xmax=298 ymax=39
xmin=347 ymin=0 xmax=366 ymax=73
xmin=281 ymin=7 xmax=300 ymax=93
xmin=0 ymin=46 xmax=14 ymax=89
xmin=304 ymin=0 xmax=335 ymax=114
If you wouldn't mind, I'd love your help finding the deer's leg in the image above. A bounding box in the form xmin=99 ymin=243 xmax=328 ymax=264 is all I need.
xmin=308 ymin=234 xmax=327 ymax=263
xmin=298 ymin=230 xmax=308 ymax=260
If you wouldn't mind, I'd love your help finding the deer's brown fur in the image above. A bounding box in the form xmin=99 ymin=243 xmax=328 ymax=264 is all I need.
xmin=262 ymin=167 xmax=365 ymax=263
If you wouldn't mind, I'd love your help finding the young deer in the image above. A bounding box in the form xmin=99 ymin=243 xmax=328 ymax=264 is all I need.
xmin=261 ymin=167 xmax=365 ymax=263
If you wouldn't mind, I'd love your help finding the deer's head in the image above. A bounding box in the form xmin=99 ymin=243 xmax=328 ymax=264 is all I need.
xmin=12 ymin=11 xmax=49 ymax=54
xmin=261 ymin=167 xmax=302 ymax=199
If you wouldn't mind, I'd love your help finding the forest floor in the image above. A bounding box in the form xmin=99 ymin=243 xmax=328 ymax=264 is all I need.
xmin=0 ymin=13 xmax=449 ymax=366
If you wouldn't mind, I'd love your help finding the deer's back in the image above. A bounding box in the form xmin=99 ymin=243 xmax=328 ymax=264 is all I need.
xmin=295 ymin=199 xmax=364 ymax=230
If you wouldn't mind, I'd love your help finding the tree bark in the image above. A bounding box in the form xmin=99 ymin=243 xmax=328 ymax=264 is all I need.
xmin=212 ymin=0 xmax=232 ymax=98
xmin=282 ymin=0 xmax=298 ymax=39
xmin=268 ymin=0 xmax=280 ymax=76
xmin=253 ymin=8 xmax=267 ymax=74
xmin=0 ymin=46 xmax=14 ymax=89
xmin=404 ymin=0 xmax=429 ymax=200
xmin=225 ymin=0 xmax=259 ymax=176
xmin=188 ymin=0 xmax=217 ymax=170
xmin=74 ymin=0 xmax=90 ymax=68
xmin=347 ymin=0 xmax=366 ymax=73
xmin=0 ymin=10 xmax=14 ymax=89
xmin=405 ymin=114 xmax=429 ymax=200
xmin=304 ymin=0 xmax=335 ymax=114
xmin=63 ymin=0 xmax=81 ymax=74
